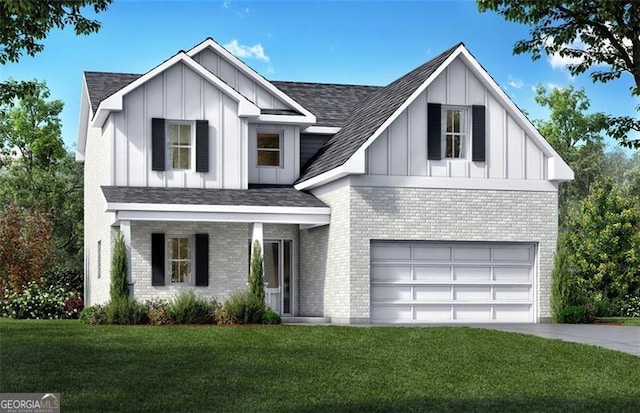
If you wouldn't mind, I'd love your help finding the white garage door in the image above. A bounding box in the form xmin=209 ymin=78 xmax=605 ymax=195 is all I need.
xmin=370 ymin=242 xmax=535 ymax=323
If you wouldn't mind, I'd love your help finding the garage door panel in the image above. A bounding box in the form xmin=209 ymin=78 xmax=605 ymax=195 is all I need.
xmin=453 ymin=266 xmax=491 ymax=281
xmin=493 ymin=246 xmax=532 ymax=262
xmin=414 ymin=286 xmax=450 ymax=301
xmin=371 ymin=285 xmax=411 ymax=302
xmin=413 ymin=245 xmax=451 ymax=261
xmin=493 ymin=286 xmax=530 ymax=301
xmin=414 ymin=266 xmax=450 ymax=281
xmin=370 ymin=242 xmax=534 ymax=323
xmin=454 ymin=306 xmax=492 ymax=321
xmin=415 ymin=306 xmax=451 ymax=321
xmin=454 ymin=286 xmax=491 ymax=301
xmin=493 ymin=267 xmax=530 ymax=282
xmin=453 ymin=246 xmax=491 ymax=261
xmin=494 ymin=305 xmax=532 ymax=321
xmin=371 ymin=305 xmax=411 ymax=322
xmin=371 ymin=244 xmax=411 ymax=261
xmin=370 ymin=265 xmax=411 ymax=282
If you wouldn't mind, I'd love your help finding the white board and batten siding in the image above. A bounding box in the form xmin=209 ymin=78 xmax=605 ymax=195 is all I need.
xmin=247 ymin=124 xmax=300 ymax=185
xmin=193 ymin=48 xmax=288 ymax=110
xmin=370 ymin=241 xmax=535 ymax=323
xmin=366 ymin=57 xmax=548 ymax=182
xmin=111 ymin=62 xmax=247 ymax=190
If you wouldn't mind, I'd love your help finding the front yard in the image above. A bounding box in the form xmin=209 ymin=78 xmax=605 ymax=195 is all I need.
xmin=1 ymin=320 xmax=639 ymax=412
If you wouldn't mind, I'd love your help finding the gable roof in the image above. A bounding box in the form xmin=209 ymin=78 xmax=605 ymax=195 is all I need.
xmin=272 ymin=81 xmax=381 ymax=127
xmin=297 ymin=43 xmax=461 ymax=184
xmin=84 ymin=72 xmax=142 ymax=113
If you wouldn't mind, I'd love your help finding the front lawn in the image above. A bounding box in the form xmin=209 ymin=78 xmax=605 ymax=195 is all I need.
xmin=1 ymin=320 xmax=639 ymax=412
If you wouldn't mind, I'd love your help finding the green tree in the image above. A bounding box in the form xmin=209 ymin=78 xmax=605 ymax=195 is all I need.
xmin=550 ymin=231 xmax=575 ymax=322
xmin=478 ymin=1 xmax=640 ymax=146
xmin=0 ymin=0 xmax=112 ymax=106
xmin=532 ymin=84 xmax=607 ymax=226
xmin=110 ymin=232 xmax=128 ymax=301
xmin=248 ymin=240 xmax=265 ymax=303
xmin=0 ymin=81 xmax=84 ymax=270
xmin=565 ymin=180 xmax=640 ymax=313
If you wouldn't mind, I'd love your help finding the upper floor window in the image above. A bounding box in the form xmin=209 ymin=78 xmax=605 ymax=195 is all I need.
xmin=168 ymin=236 xmax=192 ymax=284
xmin=257 ymin=132 xmax=281 ymax=167
xmin=168 ymin=122 xmax=192 ymax=170
xmin=442 ymin=108 xmax=467 ymax=159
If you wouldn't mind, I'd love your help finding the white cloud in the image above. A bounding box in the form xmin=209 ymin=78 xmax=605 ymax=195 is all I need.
xmin=507 ymin=75 xmax=524 ymax=89
xmin=223 ymin=40 xmax=269 ymax=62
xmin=546 ymin=82 xmax=561 ymax=90
xmin=222 ymin=1 xmax=230 ymax=9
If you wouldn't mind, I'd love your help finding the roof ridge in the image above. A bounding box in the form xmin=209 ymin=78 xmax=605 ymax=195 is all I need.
xmin=272 ymin=80 xmax=383 ymax=88
xmin=84 ymin=70 xmax=142 ymax=76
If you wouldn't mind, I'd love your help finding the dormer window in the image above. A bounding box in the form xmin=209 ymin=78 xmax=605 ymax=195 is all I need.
xmin=257 ymin=131 xmax=282 ymax=167
xmin=442 ymin=107 xmax=467 ymax=159
xmin=167 ymin=122 xmax=193 ymax=170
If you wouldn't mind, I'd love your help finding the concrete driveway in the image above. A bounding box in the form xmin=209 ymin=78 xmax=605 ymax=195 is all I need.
xmin=470 ymin=324 xmax=640 ymax=356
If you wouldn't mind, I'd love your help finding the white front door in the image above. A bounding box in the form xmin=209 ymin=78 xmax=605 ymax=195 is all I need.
xmin=262 ymin=240 xmax=293 ymax=315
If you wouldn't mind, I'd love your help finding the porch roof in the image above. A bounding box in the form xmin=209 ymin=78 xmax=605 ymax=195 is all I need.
xmin=101 ymin=186 xmax=330 ymax=227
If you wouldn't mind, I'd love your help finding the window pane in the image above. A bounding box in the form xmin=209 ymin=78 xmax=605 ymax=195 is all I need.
xmin=171 ymin=238 xmax=179 ymax=259
xmin=171 ymin=262 xmax=180 ymax=283
xmin=173 ymin=148 xmax=190 ymax=169
xmin=257 ymin=133 xmax=280 ymax=149
xmin=446 ymin=110 xmax=453 ymax=133
xmin=168 ymin=124 xmax=179 ymax=143
xmin=263 ymin=242 xmax=279 ymax=288
xmin=258 ymin=150 xmax=280 ymax=166
xmin=454 ymin=135 xmax=461 ymax=157
xmin=179 ymin=125 xmax=191 ymax=145
xmin=453 ymin=111 xmax=460 ymax=133
xmin=446 ymin=134 xmax=453 ymax=158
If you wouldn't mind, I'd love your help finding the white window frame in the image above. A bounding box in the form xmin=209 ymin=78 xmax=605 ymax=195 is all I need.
xmin=166 ymin=235 xmax=194 ymax=286
xmin=166 ymin=120 xmax=195 ymax=171
xmin=441 ymin=107 xmax=469 ymax=159
xmin=256 ymin=130 xmax=283 ymax=168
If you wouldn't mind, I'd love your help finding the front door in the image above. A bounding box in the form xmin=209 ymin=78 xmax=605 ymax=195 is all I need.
xmin=261 ymin=240 xmax=293 ymax=315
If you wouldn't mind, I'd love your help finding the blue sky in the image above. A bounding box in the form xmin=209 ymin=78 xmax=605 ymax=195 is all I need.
xmin=2 ymin=0 xmax=638 ymax=150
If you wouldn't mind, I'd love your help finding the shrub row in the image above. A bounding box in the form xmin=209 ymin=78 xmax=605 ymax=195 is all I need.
xmin=1 ymin=278 xmax=83 ymax=320
xmin=80 ymin=290 xmax=281 ymax=326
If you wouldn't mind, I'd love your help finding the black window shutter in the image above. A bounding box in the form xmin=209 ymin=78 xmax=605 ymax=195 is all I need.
xmin=472 ymin=105 xmax=486 ymax=162
xmin=152 ymin=118 xmax=166 ymax=171
xmin=195 ymin=234 xmax=209 ymax=287
xmin=151 ymin=233 xmax=165 ymax=286
xmin=427 ymin=103 xmax=441 ymax=160
xmin=195 ymin=120 xmax=209 ymax=173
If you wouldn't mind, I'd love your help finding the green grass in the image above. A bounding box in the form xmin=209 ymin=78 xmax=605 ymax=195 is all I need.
xmin=1 ymin=320 xmax=639 ymax=412
xmin=597 ymin=317 xmax=640 ymax=326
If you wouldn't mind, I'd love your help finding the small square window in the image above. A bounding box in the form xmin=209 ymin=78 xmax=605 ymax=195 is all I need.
xmin=167 ymin=123 xmax=192 ymax=170
xmin=442 ymin=108 xmax=467 ymax=159
xmin=257 ymin=132 xmax=281 ymax=167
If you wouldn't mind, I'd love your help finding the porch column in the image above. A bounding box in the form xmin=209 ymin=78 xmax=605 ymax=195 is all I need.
xmin=250 ymin=222 xmax=264 ymax=259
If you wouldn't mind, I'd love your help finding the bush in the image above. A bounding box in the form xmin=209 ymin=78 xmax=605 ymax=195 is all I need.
xmin=558 ymin=305 xmax=595 ymax=324
xmin=262 ymin=308 xmax=281 ymax=324
xmin=104 ymin=298 xmax=148 ymax=325
xmin=248 ymin=240 xmax=265 ymax=303
xmin=145 ymin=298 xmax=172 ymax=325
xmin=43 ymin=266 xmax=83 ymax=297
xmin=110 ymin=231 xmax=129 ymax=301
xmin=64 ymin=295 xmax=84 ymax=319
xmin=551 ymin=232 xmax=573 ymax=322
xmin=1 ymin=279 xmax=73 ymax=319
xmin=79 ymin=305 xmax=106 ymax=325
xmin=224 ymin=290 xmax=265 ymax=324
xmin=213 ymin=307 xmax=233 ymax=325
xmin=169 ymin=290 xmax=213 ymax=324
xmin=622 ymin=294 xmax=640 ymax=318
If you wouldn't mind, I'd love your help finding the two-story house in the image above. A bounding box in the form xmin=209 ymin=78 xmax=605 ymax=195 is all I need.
xmin=77 ymin=37 xmax=572 ymax=324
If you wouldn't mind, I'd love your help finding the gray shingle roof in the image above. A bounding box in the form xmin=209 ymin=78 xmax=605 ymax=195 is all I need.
xmin=102 ymin=186 xmax=328 ymax=208
xmin=84 ymin=71 xmax=142 ymax=112
xmin=272 ymin=81 xmax=381 ymax=127
xmin=297 ymin=43 xmax=462 ymax=183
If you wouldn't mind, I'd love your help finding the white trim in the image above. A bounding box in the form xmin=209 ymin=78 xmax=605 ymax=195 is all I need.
xmin=91 ymin=52 xmax=260 ymax=128
xmin=298 ymin=44 xmax=573 ymax=189
xmin=255 ymin=114 xmax=315 ymax=125
xmin=166 ymin=234 xmax=195 ymax=286
xmin=349 ymin=175 xmax=558 ymax=192
xmin=302 ymin=126 xmax=341 ymax=134
xmin=186 ymin=38 xmax=316 ymax=123
xmin=76 ymin=76 xmax=92 ymax=161
xmin=115 ymin=210 xmax=330 ymax=225
xmin=106 ymin=202 xmax=329 ymax=215
xmin=166 ymin=120 xmax=195 ymax=171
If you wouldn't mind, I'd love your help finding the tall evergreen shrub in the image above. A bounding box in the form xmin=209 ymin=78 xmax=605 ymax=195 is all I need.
xmin=248 ymin=240 xmax=265 ymax=303
xmin=110 ymin=232 xmax=129 ymax=301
